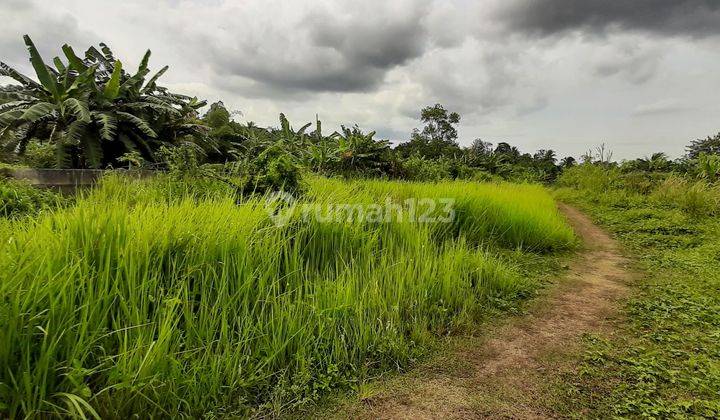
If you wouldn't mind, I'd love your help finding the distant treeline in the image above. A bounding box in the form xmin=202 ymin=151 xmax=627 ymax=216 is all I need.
xmin=2 ymin=36 xmax=719 ymax=190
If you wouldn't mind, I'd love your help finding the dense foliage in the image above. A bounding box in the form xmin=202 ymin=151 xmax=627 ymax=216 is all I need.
xmin=0 ymin=37 xmax=580 ymax=183
xmin=3 ymin=37 xmax=720 ymax=192
xmin=0 ymin=36 xmax=206 ymax=168
xmin=0 ymin=177 xmax=66 ymax=218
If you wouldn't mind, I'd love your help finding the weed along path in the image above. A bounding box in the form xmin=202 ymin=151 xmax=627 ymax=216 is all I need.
xmin=323 ymin=205 xmax=634 ymax=419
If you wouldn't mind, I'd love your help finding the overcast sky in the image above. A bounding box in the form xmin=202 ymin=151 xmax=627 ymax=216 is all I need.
xmin=2 ymin=0 xmax=719 ymax=160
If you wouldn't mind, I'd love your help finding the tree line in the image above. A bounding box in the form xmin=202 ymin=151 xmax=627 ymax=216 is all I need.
xmin=2 ymin=36 xmax=719 ymax=190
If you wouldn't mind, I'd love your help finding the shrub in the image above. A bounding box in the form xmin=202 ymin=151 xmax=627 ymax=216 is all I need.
xmin=696 ymin=153 xmax=720 ymax=182
xmin=557 ymin=164 xmax=621 ymax=192
xmin=401 ymin=155 xmax=451 ymax=181
xmin=22 ymin=140 xmax=57 ymax=168
xmin=158 ymin=144 xmax=205 ymax=178
xmin=617 ymin=171 xmax=668 ymax=195
xmin=239 ymin=143 xmax=304 ymax=195
xmin=651 ymin=176 xmax=719 ymax=217
xmin=0 ymin=179 xmax=65 ymax=218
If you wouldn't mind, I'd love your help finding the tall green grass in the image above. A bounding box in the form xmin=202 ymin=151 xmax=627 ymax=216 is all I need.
xmin=0 ymin=175 xmax=572 ymax=417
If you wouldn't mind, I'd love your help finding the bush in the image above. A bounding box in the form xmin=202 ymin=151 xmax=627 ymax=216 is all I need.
xmin=651 ymin=176 xmax=719 ymax=217
xmin=238 ymin=143 xmax=304 ymax=195
xmin=0 ymin=179 xmax=65 ymax=218
xmin=22 ymin=140 xmax=56 ymax=169
xmin=158 ymin=144 xmax=205 ymax=178
xmin=401 ymin=156 xmax=451 ymax=181
xmin=617 ymin=171 xmax=668 ymax=195
xmin=695 ymin=153 xmax=720 ymax=182
xmin=557 ymin=164 xmax=621 ymax=192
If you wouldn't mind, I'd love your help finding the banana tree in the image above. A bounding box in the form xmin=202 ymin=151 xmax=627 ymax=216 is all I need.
xmin=305 ymin=116 xmax=339 ymax=173
xmin=0 ymin=36 xmax=99 ymax=166
xmin=697 ymin=153 xmax=720 ymax=182
xmin=333 ymin=125 xmax=392 ymax=176
xmin=0 ymin=35 xmax=208 ymax=168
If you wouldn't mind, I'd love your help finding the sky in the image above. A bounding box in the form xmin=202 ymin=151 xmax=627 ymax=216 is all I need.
xmin=1 ymin=0 xmax=719 ymax=160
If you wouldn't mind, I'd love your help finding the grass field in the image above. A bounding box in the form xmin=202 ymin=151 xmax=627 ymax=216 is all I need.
xmin=0 ymin=175 xmax=572 ymax=418
xmin=554 ymin=167 xmax=720 ymax=418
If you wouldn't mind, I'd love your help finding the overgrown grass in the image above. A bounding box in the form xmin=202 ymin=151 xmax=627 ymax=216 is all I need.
xmin=555 ymin=165 xmax=720 ymax=418
xmin=0 ymin=178 xmax=67 ymax=219
xmin=0 ymin=175 xmax=572 ymax=417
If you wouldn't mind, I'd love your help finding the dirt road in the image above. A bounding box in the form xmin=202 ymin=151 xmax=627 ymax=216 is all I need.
xmin=327 ymin=204 xmax=633 ymax=419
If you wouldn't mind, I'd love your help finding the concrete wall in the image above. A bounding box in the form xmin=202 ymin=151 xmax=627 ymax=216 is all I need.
xmin=0 ymin=168 xmax=155 ymax=193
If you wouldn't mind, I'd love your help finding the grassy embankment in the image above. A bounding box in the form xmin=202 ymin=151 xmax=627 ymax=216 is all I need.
xmin=555 ymin=165 xmax=720 ymax=418
xmin=0 ymin=175 xmax=572 ymax=418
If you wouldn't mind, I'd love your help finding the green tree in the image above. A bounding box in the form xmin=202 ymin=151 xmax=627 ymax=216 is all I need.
xmin=0 ymin=35 xmax=207 ymax=168
xmin=560 ymin=156 xmax=577 ymax=169
xmin=494 ymin=142 xmax=521 ymax=163
xmin=334 ymin=125 xmax=393 ymax=177
xmin=469 ymin=139 xmax=493 ymax=157
xmin=204 ymin=101 xmax=231 ymax=129
xmin=687 ymin=132 xmax=720 ymax=159
xmin=201 ymin=101 xmax=246 ymax=162
xmin=395 ymin=104 xmax=462 ymax=159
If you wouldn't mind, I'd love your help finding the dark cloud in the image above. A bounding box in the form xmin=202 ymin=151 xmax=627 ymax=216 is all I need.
xmin=309 ymin=13 xmax=428 ymax=69
xmin=204 ymin=3 xmax=431 ymax=94
xmin=498 ymin=0 xmax=720 ymax=38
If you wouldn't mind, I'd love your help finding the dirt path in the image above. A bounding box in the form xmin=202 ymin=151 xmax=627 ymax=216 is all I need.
xmin=327 ymin=204 xmax=634 ymax=419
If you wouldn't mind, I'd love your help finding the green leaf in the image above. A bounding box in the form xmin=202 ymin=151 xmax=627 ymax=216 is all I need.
xmin=63 ymin=98 xmax=91 ymax=123
xmin=124 ymin=131 xmax=154 ymax=160
xmin=297 ymin=122 xmax=312 ymax=137
xmin=20 ymin=102 xmax=56 ymax=123
xmin=85 ymin=46 xmax=113 ymax=73
xmin=66 ymin=119 xmax=88 ymax=143
xmin=138 ymin=50 xmax=151 ymax=73
xmin=0 ymin=109 xmax=24 ymax=126
xmin=93 ymin=112 xmax=117 ymax=141
xmin=124 ymin=101 xmax=179 ymax=116
xmin=103 ymin=60 xmax=122 ymax=100
xmin=62 ymin=44 xmax=88 ymax=72
xmin=142 ymin=65 xmax=168 ymax=93
xmin=0 ymin=101 xmax=30 ymax=114
xmin=99 ymin=43 xmax=116 ymax=64
xmin=66 ymin=64 xmax=98 ymax=96
xmin=0 ymin=61 xmax=41 ymax=89
xmin=280 ymin=113 xmax=290 ymax=134
xmin=53 ymin=57 xmax=66 ymax=73
xmin=23 ymin=35 xmax=58 ymax=98
xmin=55 ymin=140 xmax=74 ymax=169
xmin=117 ymin=111 xmax=157 ymax=138
xmin=80 ymin=136 xmax=103 ymax=168
xmin=45 ymin=64 xmax=59 ymax=78
xmin=120 ymin=68 xmax=150 ymax=95
xmin=118 ymin=133 xmax=139 ymax=153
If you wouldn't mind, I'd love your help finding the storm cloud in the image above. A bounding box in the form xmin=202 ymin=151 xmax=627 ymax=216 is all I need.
xmin=1 ymin=0 xmax=719 ymax=159
xmin=498 ymin=0 xmax=720 ymax=38
xmin=204 ymin=1 xmax=432 ymax=94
